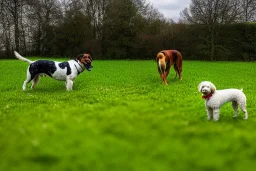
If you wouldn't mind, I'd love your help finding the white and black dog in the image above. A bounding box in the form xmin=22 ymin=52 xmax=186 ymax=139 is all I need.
xmin=14 ymin=51 xmax=93 ymax=91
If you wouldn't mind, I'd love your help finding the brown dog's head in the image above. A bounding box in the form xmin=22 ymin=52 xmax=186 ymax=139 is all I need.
xmin=76 ymin=53 xmax=93 ymax=71
xmin=156 ymin=52 xmax=166 ymax=74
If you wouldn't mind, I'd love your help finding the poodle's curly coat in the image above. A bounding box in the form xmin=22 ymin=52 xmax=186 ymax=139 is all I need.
xmin=198 ymin=81 xmax=248 ymax=121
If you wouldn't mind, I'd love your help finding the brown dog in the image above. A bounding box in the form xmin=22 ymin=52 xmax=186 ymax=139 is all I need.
xmin=156 ymin=50 xmax=182 ymax=85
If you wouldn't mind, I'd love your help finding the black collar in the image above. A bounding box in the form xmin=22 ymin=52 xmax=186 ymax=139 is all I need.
xmin=75 ymin=60 xmax=83 ymax=68
xmin=74 ymin=64 xmax=81 ymax=75
xmin=74 ymin=60 xmax=84 ymax=75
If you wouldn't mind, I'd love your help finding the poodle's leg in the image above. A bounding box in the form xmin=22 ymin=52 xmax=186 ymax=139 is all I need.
xmin=206 ymin=107 xmax=213 ymax=120
xmin=243 ymin=109 xmax=248 ymax=120
xmin=213 ymin=109 xmax=220 ymax=121
xmin=232 ymin=101 xmax=239 ymax=118
xmin=239 ymin=102 xmax=248 ymax=120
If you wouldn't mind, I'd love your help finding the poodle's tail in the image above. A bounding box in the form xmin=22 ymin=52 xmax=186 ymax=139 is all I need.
xmin=14 ymin=51 xmax=33 ymax=64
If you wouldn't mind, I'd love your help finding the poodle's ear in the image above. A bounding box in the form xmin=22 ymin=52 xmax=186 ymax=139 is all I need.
xmin=209 ymin=82 xmax=216 ymax=93
xmin=198 ymin=82 xmax=203 ymax=92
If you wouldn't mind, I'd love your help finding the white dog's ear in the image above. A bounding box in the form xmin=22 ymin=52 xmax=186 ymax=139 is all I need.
xmin=198 ymin=83 xmax=203 ymax=92
xmin=209 ymin=82 xmax=216 ymax=93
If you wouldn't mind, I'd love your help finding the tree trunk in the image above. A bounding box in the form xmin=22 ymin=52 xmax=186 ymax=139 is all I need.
xmin=210 ymin=26 xmax=216 ymax=61
xmin=14 ymin=1 xmax=20 ymax=51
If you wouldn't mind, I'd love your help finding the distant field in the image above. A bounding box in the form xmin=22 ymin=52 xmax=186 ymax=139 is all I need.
xmin=0 ymin=59 xmax=256 ymax=171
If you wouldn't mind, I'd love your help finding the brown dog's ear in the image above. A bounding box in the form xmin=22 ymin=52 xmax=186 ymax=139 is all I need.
xmin=209 ymin=82 xmax=216 ymax=93
xmin=76 ymin=54 xmax=83 ymax=60
xmin=156 ymin=52 xmax=165 ymax=60
xmin=88 ymin=54 xmax=92 ymax=61
xmin=156 ymin=52 xmax=160 ymax=62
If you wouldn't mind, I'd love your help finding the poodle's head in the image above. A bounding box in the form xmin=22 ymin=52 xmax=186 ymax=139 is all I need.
xmin=198 ymin=81 xmax=216 ymax=95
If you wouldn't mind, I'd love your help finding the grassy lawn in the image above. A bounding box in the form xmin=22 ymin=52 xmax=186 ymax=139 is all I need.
xmin=0 ymin=58 xmax=256 ymax=171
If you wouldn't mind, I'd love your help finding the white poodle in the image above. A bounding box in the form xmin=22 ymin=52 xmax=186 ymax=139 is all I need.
xmin=198 ymin=81 xmax=248 ymax=121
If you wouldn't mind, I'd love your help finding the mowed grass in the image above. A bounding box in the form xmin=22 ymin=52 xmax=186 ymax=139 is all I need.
xmin=0 ymin=58 xmax=256 ymax=171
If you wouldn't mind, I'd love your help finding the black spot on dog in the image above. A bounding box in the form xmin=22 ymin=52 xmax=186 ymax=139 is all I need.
xmin=29 ymin=60 xmax=57 ymax=79
xmin=58 ymin=62 xmax=71 ymax=75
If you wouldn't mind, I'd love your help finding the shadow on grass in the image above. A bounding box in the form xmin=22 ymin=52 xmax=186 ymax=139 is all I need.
xmin=22 ymin=83 xmax=68 ymax=93
xmin=27 ymin=154 xmax=60 ymax=165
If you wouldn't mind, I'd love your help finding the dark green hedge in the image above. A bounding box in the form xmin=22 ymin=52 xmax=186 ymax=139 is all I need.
xmin=173 ymin=23 xmax=256 ymax=61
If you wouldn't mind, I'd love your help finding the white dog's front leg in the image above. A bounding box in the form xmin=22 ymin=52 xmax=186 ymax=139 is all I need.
xmin=66 ymin=79 xmax=73 ymax=91
xmin=206 ymin=108 xmax=213 ymax=120
xmin=213 ymin=109 xmax=220 ymax=121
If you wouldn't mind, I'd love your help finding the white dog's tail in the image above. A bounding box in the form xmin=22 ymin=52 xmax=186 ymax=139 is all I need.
xmin=14 ymin=51 xmax=33 ymax=64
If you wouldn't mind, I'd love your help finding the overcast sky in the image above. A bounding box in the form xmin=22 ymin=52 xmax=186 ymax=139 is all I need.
xmin=147 ymin=0 xmax=191 ymax=21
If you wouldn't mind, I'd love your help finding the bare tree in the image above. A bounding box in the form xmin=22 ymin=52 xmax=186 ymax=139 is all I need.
xmin=0 ymin=0 xmax=12 ymax=57
xmin=81 ymin=0 xmax=108 ymax=39
xmin=181 ymin=0 xmax=241 ymax=60
xmin=2 ymin=0 xmax=26 ymax=52
xmin=26 ymin=0 xmax=62 ymax=55
xmin=239 ymin=0 xmax=256 ymax=22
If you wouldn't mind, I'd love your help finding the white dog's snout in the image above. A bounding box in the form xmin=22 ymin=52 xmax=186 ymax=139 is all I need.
xmin=201 ymin=87 xmax=209 ymax=93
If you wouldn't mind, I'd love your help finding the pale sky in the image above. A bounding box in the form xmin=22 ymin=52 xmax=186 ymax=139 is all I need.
xmin=147 ymin=0 xmax=191 ymax=21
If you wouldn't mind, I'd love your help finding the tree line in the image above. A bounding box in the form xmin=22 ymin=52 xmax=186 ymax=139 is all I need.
xmin=0 ymin=0 xmax=256 ymax=61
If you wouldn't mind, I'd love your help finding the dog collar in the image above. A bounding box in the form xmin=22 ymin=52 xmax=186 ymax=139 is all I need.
xmin=75 ymin=60 xmax=84 ymax=68
xmin=202 ymin=93 xmax=212 ymax=100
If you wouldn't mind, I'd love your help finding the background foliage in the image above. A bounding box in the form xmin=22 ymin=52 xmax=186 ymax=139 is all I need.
xmin=0 ymin=0 xmax=256 ymax=60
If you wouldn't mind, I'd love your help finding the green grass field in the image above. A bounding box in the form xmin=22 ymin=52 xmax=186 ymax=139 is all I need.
xmin=0 ymin=59 xmax=256 ymax=171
